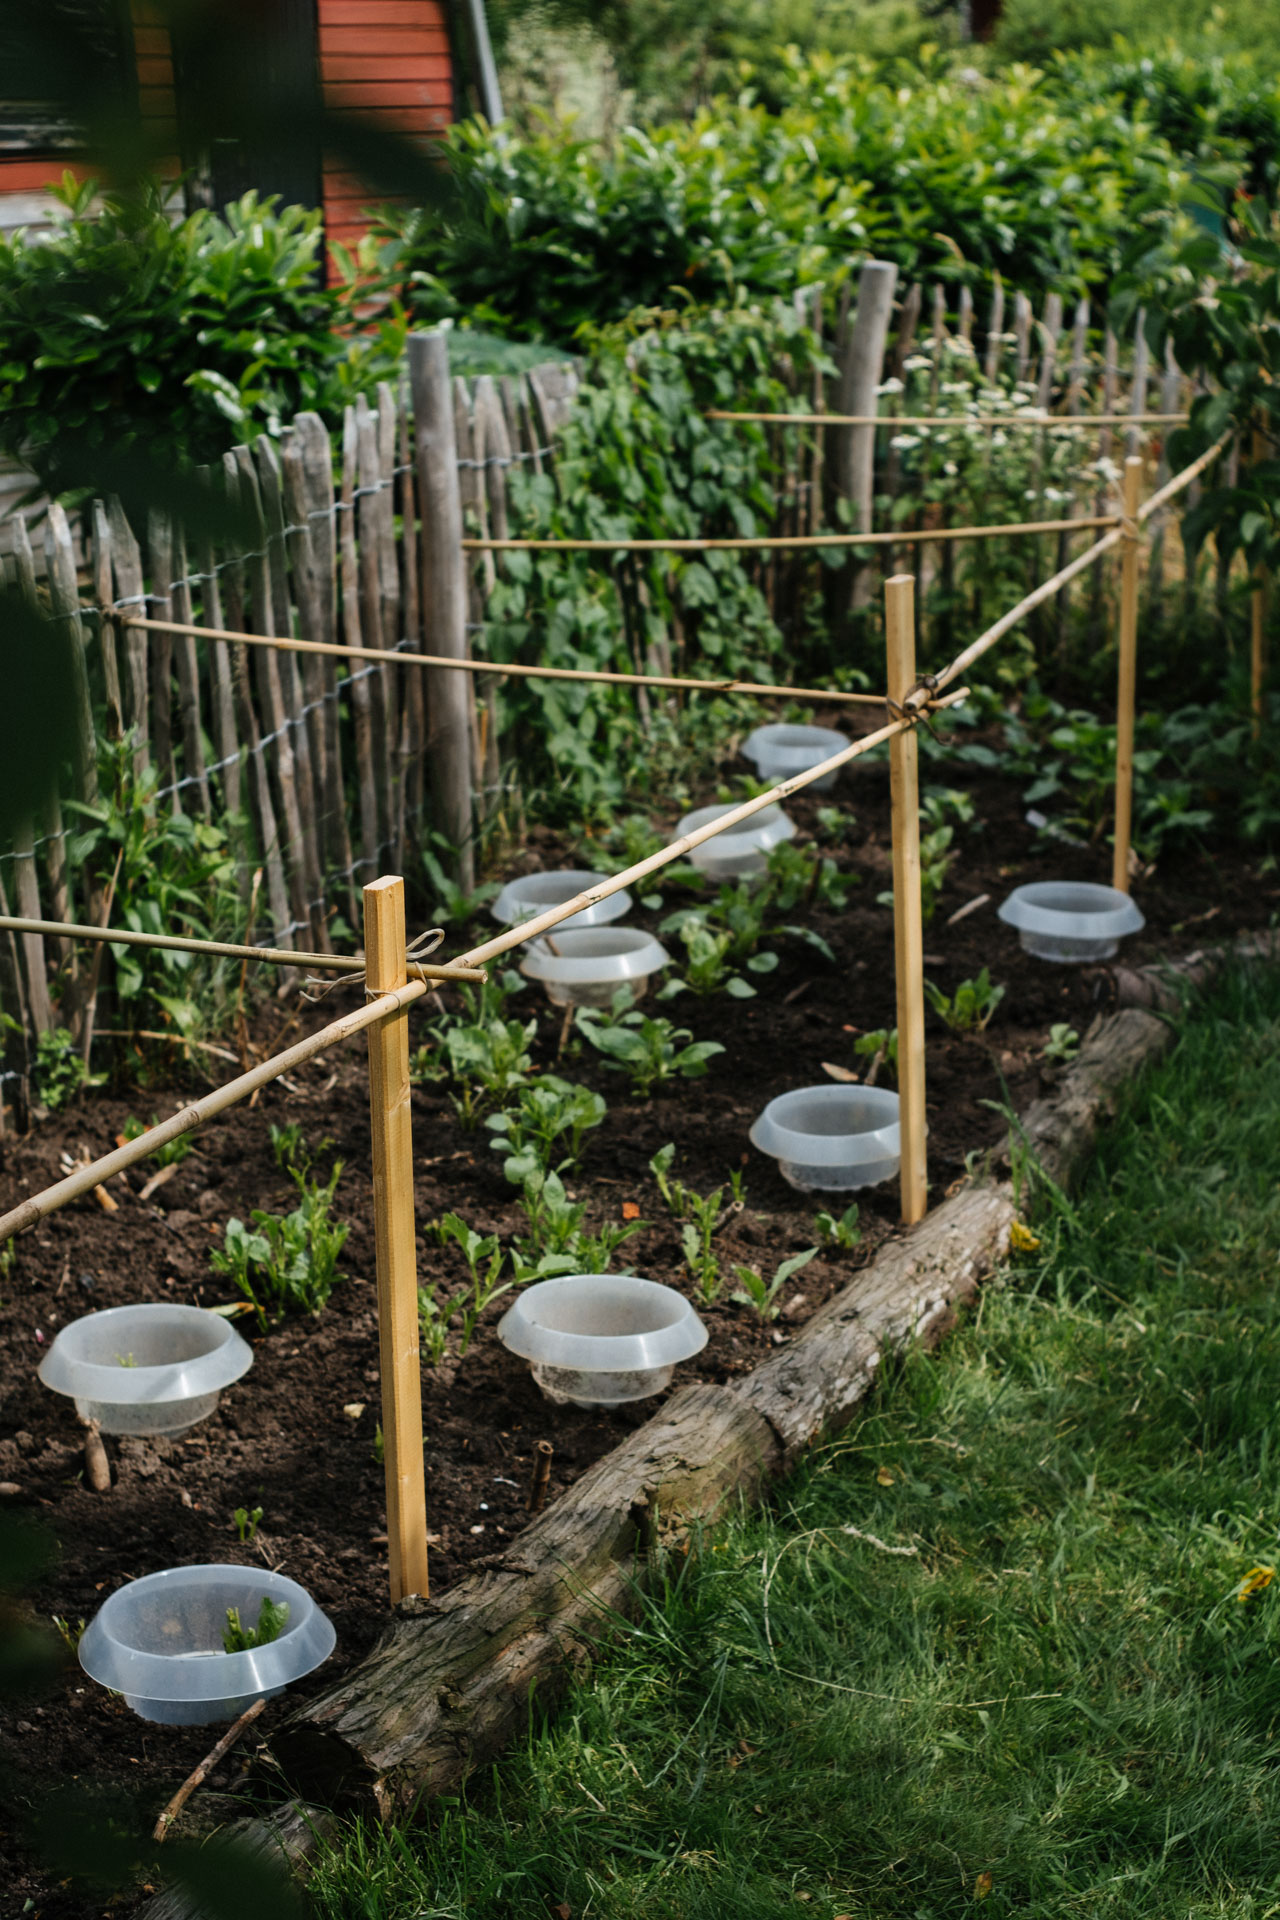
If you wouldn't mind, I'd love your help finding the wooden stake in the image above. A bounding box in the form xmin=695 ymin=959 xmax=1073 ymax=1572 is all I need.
xmin=363 ymin=876 xmax=429 ymax=1605
xmin=1112 ymin=456 xmax=1144 ymax=892
xmin=885 ymin=574 xmax=927 ymax=1226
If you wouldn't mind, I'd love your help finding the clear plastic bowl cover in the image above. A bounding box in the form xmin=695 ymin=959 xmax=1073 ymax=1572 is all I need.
xmin=39 ymin=1304 xmax=253 ymax=1436
xmin=498 ymin=1275 xmax=707 ymax=1375
xmin=491 ymin=870 xmax=632 ymax=931
xmin=520 ymin=927 xmax=670 ymax=987
xmin=520 ymin=928 xmax=671 ymax=1007
xmin=999 ymin=882 xmax=1145 ymax=957
xmin=677 ymin=803 xmax=797 ymax=875
xmin=79 ymin=1564 xmax=336 ymax=1725
xmin=743 ymin=724 xmax=847 ymax=791
xmin=751 ymin=1085 xmax=901 ymax=1170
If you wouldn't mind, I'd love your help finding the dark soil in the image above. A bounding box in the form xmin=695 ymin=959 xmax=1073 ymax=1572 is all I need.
xmin=0 ymin=739 xmax=1272 ymax=1917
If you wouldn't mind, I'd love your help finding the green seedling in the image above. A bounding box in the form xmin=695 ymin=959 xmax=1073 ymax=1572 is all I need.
xmin=486 ymin=1075 xmax=606 ymax=1182
xmin=33 ymin=1028 xmax=104 ymax=1114
xmin=577 ymin=995 xmax=724 ymax=1096
xmin=372 ymin=1424 xmax=385 ymax=1467
xmin=422 ymin=845 xmax=501 ymax=927
xmin=434 ymin=1212 xmax=515 ymax=1356
xmin=815 ymin=1203 xmax=861 ymax=1250
xmin=877 ymin=825 xmax=954 ymax=924
xmin=51 ymin=1614 xmax=86 ymax=1652
xmin=417 ymin=1283 xmax=449 ymax=1366
xmin=114 ymin=1352 xmax=137 ymax=1368
xmin=211 ymin=1163 xmax=349 ymax=1325
xmin=732 ymin=1247 xmax=819 ymax=1321
xmin=853 ymin=1028 xmax=898 ymax=1084
xmin=924 ymin=968 xmax=1005 ymax=1034
xmin=441 ymin=1015 xmax=538 ymax=1127
xmin=234 ymin=1505 xmax=263 ymax=1544
xmin=222 ymin=1596 xmax=289 ymax=1654
xmin=652 ymin=1148 xmax=738 ymax=1301
xmin=658 ymin=917 xmax=755 ymax=998
xmin=121 ymin=1115 xmax=193 ymax=1167
xmin=1042 ymin=1022 xmax=1081 ymax=1064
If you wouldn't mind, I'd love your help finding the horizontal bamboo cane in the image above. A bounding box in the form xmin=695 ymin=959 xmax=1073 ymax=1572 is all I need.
xmin=705 ymin=412 xmax=1189 ymax=428
xmin=461 ymin=516 xmax=1118 ymax=553
xmin=0 ymin=916 xmax=485 ymax=982
xmin=123 ymin=617 xmax=886 ymax=708
xmin=0 ymin=979 xmax=430 ymax=1243
xmin=456 ymin=692 xmax=970 ymax=968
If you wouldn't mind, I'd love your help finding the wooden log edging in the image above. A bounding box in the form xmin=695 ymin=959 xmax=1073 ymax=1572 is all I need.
xmin=271 ymin=1183 xmax=1015 ymax=1813
xmin=271 ymin=982 xmax=1205 ymax=1815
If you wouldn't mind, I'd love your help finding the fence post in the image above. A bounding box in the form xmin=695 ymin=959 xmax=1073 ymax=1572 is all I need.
xmin=363 ymin=875 xmax=430 ymax=1605
xmin=885 ymin=574 xmax=927 ymax=1226
xmin=1112 ymin=455 xmax=1144 ymax=893
xmin=409 ymin=330 xmax=476 ymax=893
xmin=838 ymin=259 xmax=898 ymax=614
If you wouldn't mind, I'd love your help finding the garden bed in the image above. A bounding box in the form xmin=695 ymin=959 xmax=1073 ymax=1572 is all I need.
xmin=0 ymin=738 xmax=1271 ymax=1915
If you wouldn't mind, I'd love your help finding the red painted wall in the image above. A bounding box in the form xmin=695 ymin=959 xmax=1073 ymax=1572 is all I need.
xmin=0 ymin=0 xmax=454 ymax=254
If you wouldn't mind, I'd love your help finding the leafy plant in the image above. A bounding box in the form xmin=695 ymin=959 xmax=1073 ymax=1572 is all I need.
xmin=437 ymin=1015 xmax=539 ymax=1127
xmin=815 ymin=1203 xmax=861 ymax=1250
xmin=210 ymin=1164 xmax=349 ymax=1325
xmin=1043 ymin=1023 xmax=1082 ymax=1065
xmin=853 ymin=1028 xmax=898 ymax=1084
xmin=416 ymin=1284 xmax=450 ymax=1367
xmin=32 ymin=1028 xmax=100 ymax=1114
xmin=876 ymin=824 xmax=954 ymax=926
xmin=650 ymin=1144 xmax=733 ymax=1299
xmin=924 ymin=970 xmax=1007 ymax=1035
xmin=486 ymin=1075 xmax=607 ymax=1183
xmin=731 ymin=1247 xmax=818 ymax=1321
xmin=433 ymin=1212 xmax=516 ymax=1356
xmin=576 ymin=993 xmax=724 ymax=1096
xmin=422 ymin=845 xmax=501 ymax=928
xmin=121 ymin=1115 xmax=193 ymax=1168
xmin=233 ymin=1506 xmax=263 ymax=1545
xmin=222 ymin=1596 xmax=290 ymax=1655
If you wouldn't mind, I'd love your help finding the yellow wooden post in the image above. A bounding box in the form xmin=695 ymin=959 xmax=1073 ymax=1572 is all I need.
xmin=363 ymin=875 xmax=429 ymax=1604
xmin=885 ymin=574 xmax=927 ymax=1226
xmin=1111 ymin=455 xmax=1144 ymax=893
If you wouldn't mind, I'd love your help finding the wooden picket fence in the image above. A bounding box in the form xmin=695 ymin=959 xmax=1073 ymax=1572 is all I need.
xmin=0 ymin=268 xmax=1196 ymax=1127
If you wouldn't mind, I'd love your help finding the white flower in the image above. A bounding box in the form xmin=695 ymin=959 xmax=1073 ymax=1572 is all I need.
xmin=891 ymin=434 xmax=922 ymax=451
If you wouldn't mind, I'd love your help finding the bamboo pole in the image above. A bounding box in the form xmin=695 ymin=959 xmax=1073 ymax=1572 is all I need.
xmin=125 ymin=616 xmax=886 ymax=706
xmin=459 ymin=517 xmax=1117 ymax=553
xmin=0 ymin=978 xmax=430 ymax=1244
xmin=363 ymin=877 xmax=430 ymax=1604
xmin=885 ymin=576 xmax=928 ymax=1226
xmin=705 ymin=412 xmax=1187 ymax=428
xmin=1112 ymin=457 xmax=1144 ymax=892
xmin=0 ymin=916 xmax=484 ymax=981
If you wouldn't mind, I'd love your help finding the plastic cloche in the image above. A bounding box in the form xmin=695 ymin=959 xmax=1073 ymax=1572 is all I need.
xmin=78 ymin=1563 xmax=336 ymax=1725
xmin=998 ymin=881 xmax=1144 ymax=963
xmin=38 ymin=1303 xmax=253 ymax=1437
xmin=676 ymin=802 xmax=796 ymax=881
xmin=742 ymin=723 xmax=848 ymax=793
xmin=519 ymin=927 xmax=670 ymax=1008
xmin=750 ymin=1085 xmax=901 ymax=1193
xmin=498 ymin=1274 xmax=708 ymax=1408
xmin=491 ymin=869 xmax=632 ymax=932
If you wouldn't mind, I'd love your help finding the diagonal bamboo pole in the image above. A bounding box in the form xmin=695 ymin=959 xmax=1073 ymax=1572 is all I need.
xmin=705 ymin=412 xmax=1188 ymax=428
xmin=0 ymin=979 xmax=429 ymax=1244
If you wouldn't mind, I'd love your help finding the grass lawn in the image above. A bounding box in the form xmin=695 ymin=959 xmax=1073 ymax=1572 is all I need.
xmin=311 ymin=966 xmax=1280 ymax=1920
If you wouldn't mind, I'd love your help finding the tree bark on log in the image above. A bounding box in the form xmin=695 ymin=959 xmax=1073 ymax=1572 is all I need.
xmin=273 ymin=1386 xmax=778 ymax=1816
xmin=270 ymin=982 xmax=1233 ymax=1822
xmin=1098 ymin=930 xmax=1280 ymax=1016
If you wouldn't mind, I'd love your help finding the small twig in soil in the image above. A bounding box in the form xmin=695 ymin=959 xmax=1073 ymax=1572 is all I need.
xmin=528 ymin=1440 xmax=554 ymax=1514
xmin=784 ymin=979 xmax=812 ymax=1006
xmin=152 ymin=1696 xmax=267 ymax=1842
xmin=80 ymin=1418 xmax=110 ymax=1494
xmin=138 ymin=1163 xmax=178 ymax=1204
xmin=555 ymin=1004 xmax=574 ymax=1059
xmin=946 ymin=893 xmax=990 ymax=927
